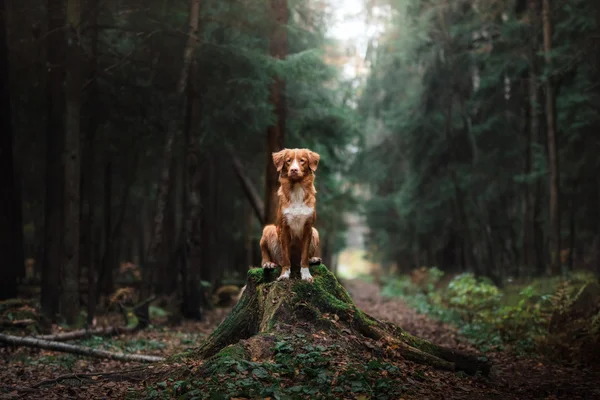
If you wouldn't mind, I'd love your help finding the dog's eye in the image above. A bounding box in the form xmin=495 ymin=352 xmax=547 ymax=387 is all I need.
xmin=300 ymin=159 xmax=305 ymax=163
xmin=286 ymin=159 xmax=291 ymax=163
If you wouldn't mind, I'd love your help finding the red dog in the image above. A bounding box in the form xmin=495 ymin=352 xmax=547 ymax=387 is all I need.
xmin=260 ymin=148 xmax=322 ymax=282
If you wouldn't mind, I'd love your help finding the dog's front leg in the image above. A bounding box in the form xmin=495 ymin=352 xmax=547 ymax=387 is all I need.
xmin=277 ymin=225 xmax=292 ymax=281
xmin=300 ymin=224 xmax=314 ymax=282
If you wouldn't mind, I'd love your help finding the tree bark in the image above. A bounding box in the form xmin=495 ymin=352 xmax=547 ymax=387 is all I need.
xmin=99 ymin=161 xmax=113 ymax=297
xmin=264 ymin=0 xmax=288 ymax=224
xmin=0 ymin=333 xmax=164 ymax=363
xmin=60 ymin=0 xmax=83 ymax=324
xmin=523 ymin=0 xmax=542 ymax=275
xmin=158 ymin=152 xmax=179 ymax=296
xmin=182 ymin=56 xmax=203 ymax=320
xmin=542 ymin=0 xmax=561 ymax=275
xmin=0 ymin=0 xmax=24 ymax=300
xmin=41 ymin=0 xmax=66 ymax=322
xmin=110 ymin=152 xmax=139 ymax=262
xmin=181 ymin=0 xmax=203 ymax=315
xmin=83 ymin=0 xmax=99 ymax=327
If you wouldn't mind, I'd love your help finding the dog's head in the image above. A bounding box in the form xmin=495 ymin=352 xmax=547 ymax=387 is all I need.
xmin=272 ymin=148 xmax=320 ymax=181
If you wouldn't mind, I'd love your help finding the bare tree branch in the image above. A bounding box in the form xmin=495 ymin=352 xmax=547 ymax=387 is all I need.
xmin=225 ymin=143 xmax=265 ymax=225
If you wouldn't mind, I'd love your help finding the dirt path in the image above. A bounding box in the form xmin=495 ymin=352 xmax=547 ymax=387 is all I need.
xmin=344 ymin=279 xmax=600 ymax=400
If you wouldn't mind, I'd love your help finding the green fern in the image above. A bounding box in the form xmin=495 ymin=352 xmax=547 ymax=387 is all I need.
xmin=551 ymin=280 xmax=572 ymax=315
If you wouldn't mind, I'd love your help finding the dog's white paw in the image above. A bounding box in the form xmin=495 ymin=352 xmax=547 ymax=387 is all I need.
xmin=300 ymin=267 xmax=314 ymax=283
xmin=308 ymin=257 xmax=322 ymax=265
xmin=277 ymin=269 xmax=291 ymax=281
xmin=262 ymin=262 xmax=277 ymax=269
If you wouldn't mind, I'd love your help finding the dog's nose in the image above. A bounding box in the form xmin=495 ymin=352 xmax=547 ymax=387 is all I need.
xmin=290 ymin=167 xmax=298 ymax=173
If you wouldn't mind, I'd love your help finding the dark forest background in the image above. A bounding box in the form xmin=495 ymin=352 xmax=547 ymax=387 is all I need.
xmin=1 ymin=0 xmax=599 ymax=328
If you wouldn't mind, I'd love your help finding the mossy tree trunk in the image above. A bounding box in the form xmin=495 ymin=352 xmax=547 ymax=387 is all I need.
xmin=192 ymin=264 xmax=491 ymax=376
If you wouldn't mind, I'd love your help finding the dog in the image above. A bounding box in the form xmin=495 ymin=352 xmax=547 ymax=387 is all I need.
xmin=260 ymin=148 xmax=322 ymax=282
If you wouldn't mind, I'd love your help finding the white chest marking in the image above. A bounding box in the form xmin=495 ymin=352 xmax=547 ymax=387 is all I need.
xmin=283 ymin=184 xmax=313 ymax=238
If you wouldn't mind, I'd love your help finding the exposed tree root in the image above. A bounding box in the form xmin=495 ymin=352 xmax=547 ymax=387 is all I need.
xmin=0 ymin=333 xmax=164 ymax=363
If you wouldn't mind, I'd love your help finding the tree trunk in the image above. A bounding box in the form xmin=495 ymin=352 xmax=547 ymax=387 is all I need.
xmin=264 ymin=0 xmax=288 ymax=225
xmin=41 ymin=0 xmax=66 ymax=322
xmin=524 ymin=0 xmax=542 ymax=275
xmin=243 ymin=202 xmax=255 ymax=273
xmin=110 ymin=151 xmax=139 ymax=263
xmin=192 ymin=264 xmax=491 ymax=391
xmin=451 ymin=171 xmax=479 ymax=275
xmin=60 ymin=0 xmax=83 ymax=324
xmin=567 ymin=179 xmax=578 ymax=271
xmin=144 ymin=0 xmax=201 ymax=305
xmin=83 ymin=0 xmax=99 ymax=327
xmin=99 ymin=161 xmax=113 ymax=298
xmin=542 ymin=0 xmax=561 ymax=275
xmin=0 ymin=0 xmax=24 ymax=300
xmin=182 ymin=57 xmax=203 ymax=320
xmin=157 ymin=152 xmax=178 ymax=296
xmin=200 ymin=154 xmax=216 ymax=284
xmin=181 ymin=0 xmax=203 ymax=317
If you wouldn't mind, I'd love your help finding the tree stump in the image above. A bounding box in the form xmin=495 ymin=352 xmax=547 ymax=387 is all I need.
xmin=141 ymin=265 xmax=491 ymax=398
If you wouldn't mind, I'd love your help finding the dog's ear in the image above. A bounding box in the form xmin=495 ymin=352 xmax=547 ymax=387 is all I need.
xmin=272 ymin=149 xmax=287 ymax=172
xmin=308 ymin=150 xmax=320 ymax=172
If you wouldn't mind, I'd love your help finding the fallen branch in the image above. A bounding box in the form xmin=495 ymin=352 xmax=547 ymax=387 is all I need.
xmin=31 ymin=368 xmax=146 ymax=388
xmin=0 ymin=319 xmax=36 ymax=328
xmin=1 ymin=384 xmax=36 ymax=394
xmin=31 ymin=296 xmax=156 ymax=342
xmin=0 ymin=298 xmax=36 ymax=308
xmin=3 ymin=367 xmax=149 ymax=394
xmin=0 ymin=333 xmax=164 ymax=363
xmin=34 ymin=325 xmax=137 ymax=341
xmin=224 ymin=143 xmax=265 ymax=226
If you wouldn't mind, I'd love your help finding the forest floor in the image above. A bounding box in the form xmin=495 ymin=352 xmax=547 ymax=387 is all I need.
xmin=2 ymin=279 xmax=600 ymax=400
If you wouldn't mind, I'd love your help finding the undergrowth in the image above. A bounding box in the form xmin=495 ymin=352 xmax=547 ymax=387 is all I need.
xmin=142 ymin=335 xmax=410 ymax=400
xmin=381 ymin=267 xmax=600 ymax=358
